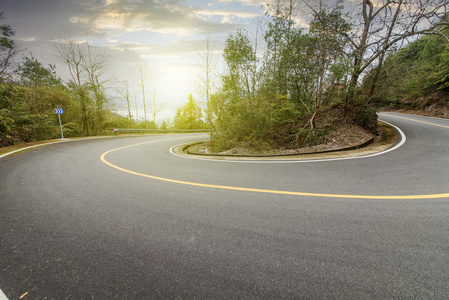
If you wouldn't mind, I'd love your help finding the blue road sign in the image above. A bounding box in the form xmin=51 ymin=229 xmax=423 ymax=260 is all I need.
xmin=55 ymin=108 xmax=64 ymax=114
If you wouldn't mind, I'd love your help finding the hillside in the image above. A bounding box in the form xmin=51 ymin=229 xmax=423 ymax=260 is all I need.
xmin=364 ymin=32 xmax=449 ymax=118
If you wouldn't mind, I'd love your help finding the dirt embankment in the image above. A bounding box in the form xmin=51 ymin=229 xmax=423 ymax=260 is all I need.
xmin=187 ymin=121 xmax=394 ymax=157
xmin=385 ymin=93 xmax=449 ymax=119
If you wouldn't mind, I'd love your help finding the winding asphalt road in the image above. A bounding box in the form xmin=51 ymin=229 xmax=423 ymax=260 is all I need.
xmin=1 ymin=112 xmax=448 ymax=299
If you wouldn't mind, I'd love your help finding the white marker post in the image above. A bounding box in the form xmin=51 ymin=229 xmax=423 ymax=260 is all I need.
xmin=55 ymin=106 xmax=64 ymax=139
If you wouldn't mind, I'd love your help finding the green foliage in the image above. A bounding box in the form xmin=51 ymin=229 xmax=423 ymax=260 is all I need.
xmin=365 ymin=32 xmax=449 ymax=108
xmin=209 ymin=90 xmax=273 ymax=151
xmin=0 ymin=83 xmax=74 ymax=146
xmin=270 ymin=94 xmax=301 ymax=125
xmin=223 ymin=29 xmax=256 ymax=76
xmin=222 ymin=28 xmax=258 ymax=106
xmin=209 ymin=3 xmax=353 ymax=150
xmin=0 ymin=16 xmax=161 ymax=146
xmin=61 ymin=122 xmax=80 ymax=137
xmin=435 ymin=44 xmax=449 ymax=92
xmin=173 ymin=94 xmax=205 ymax=129
xmin=160 ymin=120 xmax=169 ymax=130
xmin=0 ymin=56 xmax=140 ymax=146
xmin=17 ymin=54 xmax=62 ymax=87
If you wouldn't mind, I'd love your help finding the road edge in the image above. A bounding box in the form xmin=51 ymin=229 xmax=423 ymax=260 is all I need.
xmin=0 ymin=289 xmax=8 ymax=300
xmin=171 ymin=120 xmax=400 ymax=162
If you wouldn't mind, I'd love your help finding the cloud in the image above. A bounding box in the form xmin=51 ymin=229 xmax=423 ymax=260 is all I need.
xmin=78 ymin=0 xmax=237 ymax=36
xmin=3 ymin=0 xmax=241 ymax=45
xmin=3 ymin=1 xmax=90 ymax=40
xmin=195 ymin=8 xmax=260 ymax=19
xmin=237 ymin=0 xmax=268 ymax=7
xmin=221 ymin=16 xmax=233 ymax=24
xmin=108 ymin=41 xmax=154 ymax=52
xmin=18 ymin=37 xmax=36 ymax=42
xmin=69 ymin=16 xmax=90 ymax=24
xmin=145 ymin=40 xmax=198 ymax=57
xmin=115 ymin=39 xmax=209 ymax=59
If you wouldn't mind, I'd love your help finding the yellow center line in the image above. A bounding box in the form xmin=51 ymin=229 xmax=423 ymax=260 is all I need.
xmin=100 ymin=136 xmax=449 ymax=200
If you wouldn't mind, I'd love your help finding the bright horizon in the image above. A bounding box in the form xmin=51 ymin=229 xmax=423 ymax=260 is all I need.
xmin=2 ymin=0 xmax=276 ymax=124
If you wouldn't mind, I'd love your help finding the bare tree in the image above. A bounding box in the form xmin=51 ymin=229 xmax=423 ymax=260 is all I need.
xmin=134 ymin=63 xmax=149 ymax=127
xmin=133 ymin=88 xmax=138 ymax=122
xmin=248 ymin=15 xmax=263 ymax=102
xmin=54 ymin=34 xmax=112 ymax=135
xmin=338 ymin=0 xmax=449 ymax=106
xmin=194 ymin=34 xmax=218 ymax=135
xmin=0 ymin=12 xmax=20 ymax=80
xmin=54 ymin=35 xmax=91 ymax=135
xmin=116 ymin=79 xmax=133 ymax=122
xmin=149 ymin=87 xmax=165 ymax=125
xmin=83 ymin=42 xmax=110 ymax=132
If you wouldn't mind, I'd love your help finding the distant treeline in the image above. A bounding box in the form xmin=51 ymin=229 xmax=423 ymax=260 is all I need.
xmin=0 ymin=13 xmax=166 ymax=147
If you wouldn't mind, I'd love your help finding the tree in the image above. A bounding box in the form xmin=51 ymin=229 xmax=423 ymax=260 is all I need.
xmin=17 ymin=54 xmax=62 ymax=87
xmin=160 ymin=119 xmax=170 ymax=130
xmin=0 ymin=81 xmax=75 ymax=146
xmin=207 ymin=0 xmax=448 ymax=151
xmin=0 ymin=12 xmax=19 ymax=81
xmin=436 ymin=44 xmax=449 ymax=92
xmin=54 ymin=35 xmax=112 ymax=135
xmin=134 ymin=63 xmax=149 ymax=127
xmin=208 ymin=1 xmax=313 ymax=150
xmin=362 ymin=30 xmax=449 ymax=105
xmin=54 ymin=35 xmax=91 ymax=135
xmin=116 ymin=80 xmax=133 ymax=122
xmin=309 ymin=6 xmax=351 ymax=109
xmin=149 ymin=88 xmax=165 ymax=125
xmin=263 ymin=0 xmax=321 ymax=131
xmin=263 ymin=0 xmax=296 ymax=97
xmin=223 ymin=28 xmax=258 ymax=103
xmin=83 ymin=43 xmax=110 ymax=133
xmin=173 ymin=94 xmax=205 ymax=129
xmin=194 ymin=34 xmax=218 ymax=135
xmin=326 ymin=0 xmax=449 ymax=106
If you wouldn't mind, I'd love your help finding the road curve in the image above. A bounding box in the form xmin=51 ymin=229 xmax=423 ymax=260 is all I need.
xmin=1 ymin=112 xmax=448 ymax=299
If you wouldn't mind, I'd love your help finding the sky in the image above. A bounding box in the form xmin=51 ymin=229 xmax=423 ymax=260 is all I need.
xmin=0 ymin=0 xmax=274 ymax=123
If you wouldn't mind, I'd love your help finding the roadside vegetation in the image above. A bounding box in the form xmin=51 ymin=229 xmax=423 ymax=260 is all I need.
xmin=204 ymin=0 xmax=448 ymax=153
xmin=172 ymin=94 xmax=207 ymax=130
xmin=0 ymin=13 xmax=166 ymax=148
xmin=1 ymin=1 xmax=448 ymax=151
xmin=363 ymin=28 xmax=449 ymax=117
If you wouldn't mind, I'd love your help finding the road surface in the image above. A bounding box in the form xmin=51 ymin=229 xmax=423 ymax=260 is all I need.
xmin=1 ymin=112 xmax=448 ymax=299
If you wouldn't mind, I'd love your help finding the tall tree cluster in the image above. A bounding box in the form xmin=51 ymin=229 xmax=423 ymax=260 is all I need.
xmin=363 ymin=19 xmax=449 ymax=108
xmin=0 ymin=14 xmax=140 ymax=147
xmin=208 ymin=0 xmax=448 ymax=151
xmin=54 ymin=36 xmax=113 ymax=136
xmin=0 ymin=55 xmax=75 ymax=146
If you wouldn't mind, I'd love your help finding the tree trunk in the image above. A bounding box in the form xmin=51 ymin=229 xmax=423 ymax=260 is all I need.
xmin=344 ymin=0 xmax=373 ymax=117
xmin=368 ymin=0 xmax=403 ymax=100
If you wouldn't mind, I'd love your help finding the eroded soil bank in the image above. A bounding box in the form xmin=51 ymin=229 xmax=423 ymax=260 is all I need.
xmin=184 ymin=121 xmax=397 ymax=158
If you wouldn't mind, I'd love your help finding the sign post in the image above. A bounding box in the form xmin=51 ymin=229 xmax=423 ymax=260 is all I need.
xmin=54 ymin=106 xmax=64 ymax=139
